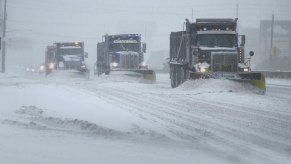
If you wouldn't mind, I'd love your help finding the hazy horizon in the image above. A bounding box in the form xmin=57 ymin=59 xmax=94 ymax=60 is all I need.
xmin=2 ymin=0 xmax=291 ymax=69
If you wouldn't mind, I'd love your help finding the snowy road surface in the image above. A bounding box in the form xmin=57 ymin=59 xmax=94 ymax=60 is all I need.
xmin=0 ymin=72 xmax=291 ymax=164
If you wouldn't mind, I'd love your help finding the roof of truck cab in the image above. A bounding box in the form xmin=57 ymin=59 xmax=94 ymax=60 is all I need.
xmin=196 ymin=18 xmax=237 ymax=23
xmin=196 ymin=31 xmax=237 ymax=35
xmin=108 ymin=34 xmax=140 ymax=37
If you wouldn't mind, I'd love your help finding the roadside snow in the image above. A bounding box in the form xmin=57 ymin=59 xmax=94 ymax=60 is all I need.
xmin=0 ymin=73 xmax=228 ymax=164
xmin=0 ymin=72 xmax=290 ymax=164
xmin=267 ymin=78 xmax=291 ymax=86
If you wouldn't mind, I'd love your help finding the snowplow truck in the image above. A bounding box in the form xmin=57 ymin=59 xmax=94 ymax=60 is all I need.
xmin=169 ymin=18 xmax=266 ymax=94
xmin=45 ymin=42 xmax=89 ymax=76
xmin=95 ymin=34 xmax=156 ymax=82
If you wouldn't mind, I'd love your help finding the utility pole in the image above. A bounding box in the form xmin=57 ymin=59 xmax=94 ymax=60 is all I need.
xmin=236 ymin=4 xmax=239 ymax=18
xmin=236 ymin=4 xmax=239 ymax=33
xmin=191 ymin=8 xmax=193 ymax=22
xmin=144 ymin=24 xmax=147 ymax=41
xmin=1 ymin=0 xmax=7 ymax=73
xmin=270 ymin=14 xmax=275 ymax=59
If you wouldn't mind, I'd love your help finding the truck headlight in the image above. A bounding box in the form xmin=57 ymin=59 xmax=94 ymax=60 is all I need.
xmin=198 ymin=62 xmax=210 ymax=73
xmin=81 ymin=65 xmax=86 ymax=69
xmin=111 ymin=62 xmax=119 ymax=68
xmin=243 ymin=68 xmax=249 ymax=72
xmin=141 ymin=62 xmax=147 ymax=67
xmin=200 ymin=68 xmax=208 ymax=73
xmin=39 ymin=65 xmax=45 ymax=72
xmin=48 ymin=63 xmax=55 ymax=70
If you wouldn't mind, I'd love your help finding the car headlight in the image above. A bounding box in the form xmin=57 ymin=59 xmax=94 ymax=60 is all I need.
xmin=244 ymin=68 xmax=249 ymax=72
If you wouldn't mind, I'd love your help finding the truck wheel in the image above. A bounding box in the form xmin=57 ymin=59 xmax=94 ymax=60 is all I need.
xmin=105 ymin=65 xmax=110 ymax=75
xmin=176 ymin=66 xmax=181 ymax=86
xmin=170 ymin=65 xmax=177 ymax=88
xmin=182 ymin=66 xmax=187 ymax=83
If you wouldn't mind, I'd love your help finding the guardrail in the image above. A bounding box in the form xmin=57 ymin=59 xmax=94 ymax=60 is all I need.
xmin=257 ymin=71 xmax=291 ymax=78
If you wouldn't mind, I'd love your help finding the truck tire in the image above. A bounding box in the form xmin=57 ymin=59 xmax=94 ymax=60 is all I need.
xmin=105 ymin=65 xmax=110 ymax=75
xmin=177 ymin=66 xmax=182 ymax=86
xmin=182 ymin=66 xmax=187 ymax=83
xmin=170 ymin=65 xmax=177 ymax=88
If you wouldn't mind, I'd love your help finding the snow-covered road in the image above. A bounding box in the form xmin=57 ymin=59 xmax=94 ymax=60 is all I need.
xmin=0 ymin=72 xmax=290 ymax=164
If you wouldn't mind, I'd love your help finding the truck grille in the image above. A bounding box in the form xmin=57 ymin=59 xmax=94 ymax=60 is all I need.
xmin=64 ymin=61 xmax=81 ymax=69
xmin=120 ymin=53 xmax=139 ymax=69
xmin=211 ymin=52 xmax=237 ymax=72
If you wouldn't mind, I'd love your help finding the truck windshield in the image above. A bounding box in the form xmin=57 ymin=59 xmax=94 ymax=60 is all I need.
xmin=197 ymin=34 xmax=237 ymax=48
xmin=109 ymin=43 xmax=139 ymax=52
xmin=60 ymin=48 xmax=82 ymax=56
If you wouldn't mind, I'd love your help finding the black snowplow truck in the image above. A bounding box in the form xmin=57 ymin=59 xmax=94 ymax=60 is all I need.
xmin=95 ymin=34 xmax=156 ymax=82
xmin=169 ymin=18 xmax=266 ymax=94
xmin=45 ymin=42 xmax=89 ymax=77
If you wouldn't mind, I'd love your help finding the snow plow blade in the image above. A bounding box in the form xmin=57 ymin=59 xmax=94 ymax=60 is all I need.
xmin=46 ymin=70 xmax=90 ymax=79
xmin=189 ymin=71 xmax=266 ymax=94
xmin=81 ymin=69 xmax=90 ymax=79
xmin=111 ymin=69 xmax=156 ymax=82
xmin=227 ymin=72 xmax=266 ymax=94
xmin=132 ymin=70 xmax=156 ymax=82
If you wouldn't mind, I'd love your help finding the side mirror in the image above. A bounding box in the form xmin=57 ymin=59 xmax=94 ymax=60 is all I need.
xmin=193 ymin=35 xmax=197 ymax=45
xmin=142 ymin=43 xmax=146 ymax=53
xmin=84 ymin=52 xmax=88 ymax=58
xmin=192 ymin=48 xmax=199 ymax=56
xmin=240 ymin=35 xmax=245 ymax=46
xmin=249 ymin=51 xmax=254 ymax=56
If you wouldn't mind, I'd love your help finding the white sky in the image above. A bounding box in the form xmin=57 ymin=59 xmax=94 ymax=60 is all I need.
xmin=3 ymin=0 xmax=291 ymax=66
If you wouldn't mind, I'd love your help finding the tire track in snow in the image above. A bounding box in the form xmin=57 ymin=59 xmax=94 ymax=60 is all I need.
xmin=109 ymin=85 xmax=291 ymax=141
xmin=265 ymin=85 xmax=291 ymax=101
xmin=78 ymin=84 xmax=291 ymax=158
xmin=114 ymin=87 xmax=291 ymax=151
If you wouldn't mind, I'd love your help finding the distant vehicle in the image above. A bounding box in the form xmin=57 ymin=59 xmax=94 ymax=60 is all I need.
xmin=169 ymin=18 xmax=266 ymax=93
xmin=24 ymin=64 xmax=44 ymax=74
xmin=45 ymin=42 xmax=89 ymax=76
xmin=37 ymin=64 xmax=45 ymax=73
xmin=94 ymin=34 xmax=156 ymax=82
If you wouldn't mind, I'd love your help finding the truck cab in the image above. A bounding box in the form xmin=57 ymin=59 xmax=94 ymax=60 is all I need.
xmin=45 ymin=42 xmax=88 ymax=75
xmin=95 ymin=34 xmax=147 ymax=75
xmin=169 ymin=18 xmax=263 ymax=89
xmin=188 ymin=19 xmax=249 ymax=74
